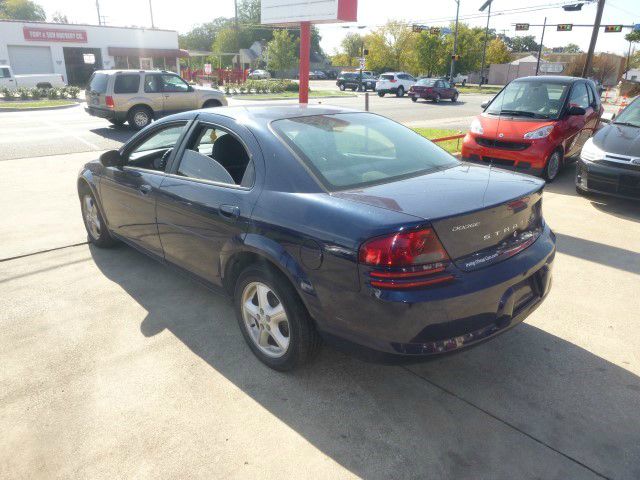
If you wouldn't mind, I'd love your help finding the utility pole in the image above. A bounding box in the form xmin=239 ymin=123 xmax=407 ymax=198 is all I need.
xmin=234 ymin=0 xmax=239 ymax=68
xmin=582 ymin=0 xmax=605 ymax=77
xmin=95 ymin=0 xmax=102 ymax=26
xmin=535 ymin=17 xmax=547 ymax=75
xmin=449 ymin=0 xmax=461 ymax=82
xmin=625 ymin=40 xmax=633 ymax=80
xmin=479 ymin=0 xmax=493 ymax=88
xmin=148 ymin=0 xmax=155 ymax=29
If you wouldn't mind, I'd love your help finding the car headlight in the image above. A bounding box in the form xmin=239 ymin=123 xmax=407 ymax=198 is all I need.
xmin=523 ymin=125 xmax=553 ymax=140
xmin=580 ymin=137 xmax=605 ymax=162
xmin=470 ymin=118 xmax=484 ymax=135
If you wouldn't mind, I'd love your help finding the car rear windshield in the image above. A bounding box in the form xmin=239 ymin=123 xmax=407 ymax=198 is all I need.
xmin=88 ymin=73 xmax=109 ymax=93
xmin=272 ymin=113 xmax=459 ymax=190
xmin=114 ymin=74 xmax=140 ymax=94
xmin=485 ymin=80 xmax=570 ymax=119
xmin=380 ymin=74 xmax=394 ymax=81
xmin=417 ymin=79 xmax=437 ymax=86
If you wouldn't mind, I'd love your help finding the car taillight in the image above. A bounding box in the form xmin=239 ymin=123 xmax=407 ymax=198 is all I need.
xmin=105 ymin=95 xmax=114 ymax=108
xmin=359 ymin=228 xmax=454 ymax=289
xmin=390 ymin=78 xmax=397 ymax=83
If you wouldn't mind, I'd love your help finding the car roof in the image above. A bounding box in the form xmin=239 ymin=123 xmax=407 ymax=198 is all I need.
xmin=512 ymin=75 xmax=586 ymax=84
xmin=91 ymin=69 xmax=174 ymax=75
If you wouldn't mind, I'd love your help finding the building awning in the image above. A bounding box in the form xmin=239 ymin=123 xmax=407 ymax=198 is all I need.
xmin=107 ymin=47 xmax=189 ymax=58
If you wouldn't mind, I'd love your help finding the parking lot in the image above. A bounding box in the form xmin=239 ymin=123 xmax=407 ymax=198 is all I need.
xmin=1 ymin=100 xmax=639 ymax=479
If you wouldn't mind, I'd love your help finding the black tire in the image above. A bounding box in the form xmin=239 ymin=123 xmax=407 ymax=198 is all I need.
xmin=339 ymin=84 xmax=346 ymax=91
xmin=451 ymin=93 xmax=458 ymax=102
xmin=433 ymin=93 xmax=441 ymax=103
xmin=396 ymin=86 xmax=404 ymax=97
xmin=234 ymin=264 xmax=321 ymax=371
xmin=378 ymin=92 xmax=385 ymax=97
xmin=108 ymin=119 xmax=125 ymax=127
xmin=543 ymin=150 xmax=563 ymax=182
xmin=79 ymin=189 xmax=117 ymax=248
xmin=202 ymin=99 xmax=222 ymax=108
xmin=575 ymin=185 xmax=587 ymax=196
xmin=411 ymin=97 xmax=417 ymax=103
xmin=351 ymin=86 xmax=357 ymax=91
xmin=127 ymin=105 xmax=153 ymax=130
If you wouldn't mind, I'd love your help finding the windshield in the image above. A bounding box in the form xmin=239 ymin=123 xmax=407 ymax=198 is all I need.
xmin=272 ymin=113 xmax=459 ymax=190
xmin=613 ymin=98 xmax=640 ymax=128
xmin=485 ymin=80 xmax=569 ymax=119
xmin=417 ymin=79 xmax=437 ymax=86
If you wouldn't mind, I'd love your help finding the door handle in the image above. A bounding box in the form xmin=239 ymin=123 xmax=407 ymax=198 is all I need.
xmin=139 ymin=184 xmax=152 ymax=195
xmin=219 ymin=204 xmax=240 ymax=219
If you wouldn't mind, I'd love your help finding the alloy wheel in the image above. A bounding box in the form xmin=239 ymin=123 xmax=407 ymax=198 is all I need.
xmin=241 ymin=282 xmax=290 ymax=358
xmin=134 ymin=111 xmax=149 ymax=128
xmin=82 ymin=194 xmax=101 ymax=240
xmin=546 ymin=151 xmax=561 ymax=181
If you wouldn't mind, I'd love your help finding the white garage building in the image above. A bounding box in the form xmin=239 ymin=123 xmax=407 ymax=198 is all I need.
xmin=0 ymin=20 xmax=187 ymax=86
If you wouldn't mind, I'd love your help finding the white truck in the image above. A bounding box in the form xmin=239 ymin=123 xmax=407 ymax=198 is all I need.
xmin=0 ymin=65 xmax=65 ymax=90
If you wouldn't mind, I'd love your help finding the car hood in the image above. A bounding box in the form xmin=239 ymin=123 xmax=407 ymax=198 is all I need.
xmin=478 ymin=114 xmax=555 ymax=140
xmin=593 ymin=123 xmax=640 ymax=157
xmin=332 ymin=163 xmax=544 ymax=221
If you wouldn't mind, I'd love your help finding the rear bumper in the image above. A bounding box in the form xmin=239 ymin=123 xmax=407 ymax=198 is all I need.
xmin=461 ymin=133 xmax=553 ymax=175
xmin=317 ymin=225 xmax=556 ymax=358
xmin=408 ymin=91 xmax=436 ymax=100
xmin=376 ymin=87 xmax=398 ymax=94
xmin=85 ymin=106 xmax=123 ymax=121
xmin=576 ymin=158 xmax=640 ymax=200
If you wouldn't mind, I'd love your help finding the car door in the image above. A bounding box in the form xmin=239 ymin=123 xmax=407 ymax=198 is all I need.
xmin=155 ymin=116 xmax=263 ymax=286
xmin=99 ymin=121 xmax=189 ymax=257
xmin=161 ymin=74 xmax=197 ymax=114
xmin=564 ymin=81 xmax=592 ymax=157
xmin=0 ymin=67 xmax=15 ymax=89
xmin=142 ymin=73 xmax=165 ymax=116
xmin=402 ymin=74 xmax=416 ymax=91
xmin=434 ymin=80 xmax=445 ymax=98
xmin=442 ymin=80 xmax=454 ymax=99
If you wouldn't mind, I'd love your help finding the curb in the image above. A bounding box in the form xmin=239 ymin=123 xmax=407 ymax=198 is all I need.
xmin=0 ymin=101 xmax=82 ymax=112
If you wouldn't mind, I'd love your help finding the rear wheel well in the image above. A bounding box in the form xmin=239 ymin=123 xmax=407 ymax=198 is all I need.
xmin=127 ymin=103 xmax=154 ymax=118
xmin=36 ymin=82 xmax=52 ymax=89
xmin=202 ymin=99 xmax=222 ymax=108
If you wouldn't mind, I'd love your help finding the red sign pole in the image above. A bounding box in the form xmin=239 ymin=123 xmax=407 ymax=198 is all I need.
xmin=298 ymin=21 xmax=311 ymax=104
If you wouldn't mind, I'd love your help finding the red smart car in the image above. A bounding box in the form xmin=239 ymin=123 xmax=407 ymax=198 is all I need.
xmin=461 ymin=76 xmax=603 ymax=181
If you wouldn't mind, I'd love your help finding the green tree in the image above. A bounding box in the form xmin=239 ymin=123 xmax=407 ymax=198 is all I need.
xmin=444 ymin=23 xmax=486 ymax=74
xmin=51 ymin=11 xmax=68 ymax=23
xmin=364 ymin=21 xmax=418 ymax=74
xmin=505 ymin=35 xmax=539 ymax=52
xmin=341 ymin=33 xmax=365 ymax=65
xmin=563 ymin=43 xmax=582 ymax=54
xmin=625 ymin=30 xmax=640 ymax=44
xmin=415 ymin=31 xmax=446 ymax=76
xmin=179 ymin=19 xmax=229 ymax=51
xmin=0 ymin=0 xmax=46 ymax=20
xmin=267 ymin=30 xmax=296 ymax=76
xmin=331 ymin=52 xmax=357 ymax=67
xmin=486 ymin=37 xmax=512 ymax=65
xmin=212 ymin=27 xmax=239 ymax=67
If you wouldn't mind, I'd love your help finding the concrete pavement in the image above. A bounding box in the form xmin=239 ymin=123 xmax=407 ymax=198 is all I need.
xmin=1 ymin=144 xmax=639 ymax=478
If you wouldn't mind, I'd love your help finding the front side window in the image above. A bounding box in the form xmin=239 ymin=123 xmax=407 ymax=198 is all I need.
xmin=0 ymin=67 xmax=10 ymax=78
xmin=177 ymin=125 xmax=254 ymax=187
xmin=486 ymin=80 xmax=570 ymax=119
xmin=569 ymin=82 xmax=590 ymax=109
xmin=272 ymin=113 xmax=458 ymax=190
xmin=162 ymin=74 xmax=189 ymax=93
xmin=127 ymin=123 xmax=187 ymax=170
xmin=114 ymin=74 xmax=140 ymax=94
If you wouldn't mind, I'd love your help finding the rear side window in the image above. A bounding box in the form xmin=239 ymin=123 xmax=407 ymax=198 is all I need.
xmin=88 ymin=73 xmax=108 ymax=93
xmin=114 ymin=74 xmax=140 ymax=94
xmin=381 ymin=74 xmax=394 ymax=81
xmin=0 ymin=67 xmax=10 ymax=78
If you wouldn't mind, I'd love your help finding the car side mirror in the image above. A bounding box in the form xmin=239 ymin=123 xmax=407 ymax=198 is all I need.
xmin=481 ymin=101 xmax=489 ymax=109
xmin=567 ymin=105 xmax=586 ymax=116
xmin=100 ymin=150 xmax=123 ymax=168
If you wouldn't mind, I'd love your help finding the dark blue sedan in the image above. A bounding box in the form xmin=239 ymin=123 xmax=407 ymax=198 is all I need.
xmin=78 ymin=105 xmax=556 ymax=370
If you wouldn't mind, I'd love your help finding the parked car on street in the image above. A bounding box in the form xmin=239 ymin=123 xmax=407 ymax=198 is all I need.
xmin=310 ymin=70 xmax=328 ymax=80
xmin=0 ymin=64 xmax=65 ymax=90
xmin=451 ymin=74 xmax=468 ymax=86
xmin=461 ymin=76 xmax=603 ymax=181
xmin=79 ymin=105 xmax=555 ymax=370
xmin=409 ymin=78 xmax=459 ymax=103
xmin=576 ymin=96 xmax=640 ymax=200
xmin=336 ymin=71 xmax=376 ymax=91
xmin=248 ymin=69 xmax=271 ymax=80
xmin=85 ymin=70 xmax=227 ymax=130
xmin=376 ymin=72 xmax=416 ymax=97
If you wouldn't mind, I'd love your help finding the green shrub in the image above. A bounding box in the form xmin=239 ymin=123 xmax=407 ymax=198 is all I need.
xmin=18 ymin=88 xmax=30 ymax=100
xmin=224 ymin=85 xmax=230 ymax=95
xmin=1 ymin=87 xmax=15 ymax=101
xmin=47 ymin=88 xmax=59 ymax=100
xmin=64 ymin=86 xmax=80 ymax=99
xmin=31 ymin=88 xmax=42 ymax=100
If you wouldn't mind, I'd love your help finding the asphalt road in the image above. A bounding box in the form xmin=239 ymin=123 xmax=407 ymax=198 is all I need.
xmin=0 ymin=93 xmax=486 ymax=161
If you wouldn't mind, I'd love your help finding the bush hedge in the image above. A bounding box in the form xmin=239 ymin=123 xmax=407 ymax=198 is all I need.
xmin=225 ymin=79 xmax=301 ymax=95
xmin=0 ymin=85 xmax=81 ymax=101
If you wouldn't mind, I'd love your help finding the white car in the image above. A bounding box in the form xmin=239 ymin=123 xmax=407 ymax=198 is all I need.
xmin=375 ymin=72 xmax=416 ymax=97
xmin=248 ymin=69 xmax=271 ymax=80
xmin=0 ymin=65 xmax=65 ymax=90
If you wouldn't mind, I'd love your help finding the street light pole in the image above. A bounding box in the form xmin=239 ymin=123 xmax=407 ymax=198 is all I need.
xmin=449 ymin=0 xmax=461 ymax=82
xmin=479 ymin=0 xmax=493 ymax=88
xmin=535 ymin=17 xmax=547 ymax=75
xmin=95 ymin=0 xmax=102 ymax=26
xmin=582 ymin=0 xmax=605 ymax=78
xmin=148 ymin=0 xmax=155 ymax=29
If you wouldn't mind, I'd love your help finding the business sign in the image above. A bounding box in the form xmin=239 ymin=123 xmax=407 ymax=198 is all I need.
xmin=540 ymin=63 xmax=564 ymax=73
xmin=23 ymin=27 xmax=88 ymax=43
xmin=204 ymin=63 xmax=212 ymax=74
xmin=261 ymin=0 xmax=357 ymax=25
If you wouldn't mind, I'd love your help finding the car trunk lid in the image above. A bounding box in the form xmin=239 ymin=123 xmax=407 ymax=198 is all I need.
xmin=334 ymin=163 xmax=545 ymax=270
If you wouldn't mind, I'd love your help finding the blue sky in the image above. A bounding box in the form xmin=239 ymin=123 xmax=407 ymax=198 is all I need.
xmin=37 ymin=0 xmax=639 ymax=56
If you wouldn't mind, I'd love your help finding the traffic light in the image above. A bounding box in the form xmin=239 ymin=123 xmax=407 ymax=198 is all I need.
xmin=604 ymin=25 xmax=623 ymax=33
xmin=557 ymin=24 xmax=573 ymax=32
xmin=429 ymin=27 xmax=441 ymax=35
xmin=515 ymin=23 xmax=529 ymax=31
xmin=451 ymin=54 xmax=460 ymax=61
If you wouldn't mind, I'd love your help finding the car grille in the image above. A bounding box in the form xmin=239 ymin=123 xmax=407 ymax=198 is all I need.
xmin=482 ymin=156 xmax=515 ymax=167
xmin=476 ymin=137 xmax=530 ymax=151
xmin=587 ymin=171 xmax=640 ymax=199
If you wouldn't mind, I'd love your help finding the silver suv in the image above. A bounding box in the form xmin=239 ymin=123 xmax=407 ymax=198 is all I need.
xmin=85 ymin=70 xmax=227 ymax=130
